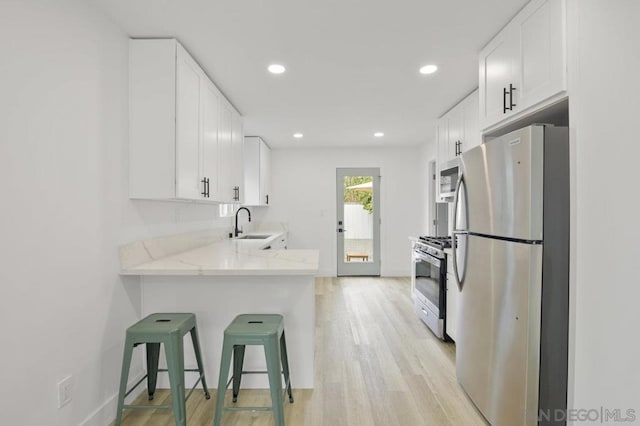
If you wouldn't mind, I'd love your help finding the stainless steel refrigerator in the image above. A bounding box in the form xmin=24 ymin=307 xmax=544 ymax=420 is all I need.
xmin=452 ymin=125 xmax=569 ymax=426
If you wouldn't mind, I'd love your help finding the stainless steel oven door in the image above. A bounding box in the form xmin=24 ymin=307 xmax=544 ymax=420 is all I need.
xmin=412 ymin=251 xmax=442 ymax=316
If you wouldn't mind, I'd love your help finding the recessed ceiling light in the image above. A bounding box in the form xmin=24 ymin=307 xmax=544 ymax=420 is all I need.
xmin=374 ymin=132 xmax=384 ymax=137
xmin=293 ymin=133 xmax=303 ymax=139
xmin=419 ymin=64 xmax=438 ymax=75
xmin=268 ymin=64 xmax=286 ymax=74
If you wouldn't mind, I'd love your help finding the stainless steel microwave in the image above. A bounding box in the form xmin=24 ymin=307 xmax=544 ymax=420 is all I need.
xmin=439 ymin=158 xmax=459 ymax=199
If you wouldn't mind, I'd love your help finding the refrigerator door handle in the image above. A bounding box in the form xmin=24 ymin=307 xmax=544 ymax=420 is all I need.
xmin=452 ymin=174 xmax=467 ymax=291
xmin=452 ymin=230 xmax=467 ymax=291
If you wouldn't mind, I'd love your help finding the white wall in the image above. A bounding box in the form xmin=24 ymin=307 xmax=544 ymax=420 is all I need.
xmin=0 ymin=1 xmax=231 ymax=425
xmin=254 ymin=147 xmax=423 ymax=276
xmin=567 ymin=0 xmax=640 ymax=422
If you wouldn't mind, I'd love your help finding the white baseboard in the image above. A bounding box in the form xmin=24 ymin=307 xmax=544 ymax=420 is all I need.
xmin=79 ymin=372 xmax=146 ymax=426
xmin=381 ymin=271 xmax=410 ymax=278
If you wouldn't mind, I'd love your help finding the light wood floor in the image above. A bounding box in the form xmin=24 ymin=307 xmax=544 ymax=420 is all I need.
xmin=115 ymin=277 xmax=486 ymax=425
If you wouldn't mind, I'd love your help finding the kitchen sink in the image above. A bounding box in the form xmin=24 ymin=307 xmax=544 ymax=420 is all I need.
xmin=236 ymin=234 xmax=271 ymax=240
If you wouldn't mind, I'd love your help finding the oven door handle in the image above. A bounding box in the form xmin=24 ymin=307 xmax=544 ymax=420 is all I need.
xmin=414 ymin=251 xmax=442 ymax=267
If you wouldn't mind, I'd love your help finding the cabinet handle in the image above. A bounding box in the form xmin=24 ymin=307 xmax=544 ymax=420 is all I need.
xmin=206 ymin=178 xmax=210 ymax=198
xmin=201 ymin=178 xmax=208 ymax=198
xmin=509 ymin=83 xmax=517 ymax=110
xmin=503 ymin=87 xmax=509 ymax=113
xmin=233 ymin=186 xmax=240 ymax=201
xmin=266 ymin=194 xmax=269 ymax=205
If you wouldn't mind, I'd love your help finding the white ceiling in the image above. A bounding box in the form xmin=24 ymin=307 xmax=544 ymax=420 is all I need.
xmin=91 ymin=0 xmax=528 ymax=148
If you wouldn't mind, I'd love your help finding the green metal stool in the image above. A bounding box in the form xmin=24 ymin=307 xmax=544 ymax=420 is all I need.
xmin=213 ymin=314 xmax=293 ymax=426
xmin=115 ymin=313 xmax=210 ymax=426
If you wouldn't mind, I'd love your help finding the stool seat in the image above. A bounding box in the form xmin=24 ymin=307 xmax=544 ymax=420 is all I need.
xmin=115 ymin=313 xmax=210 ymax=426
xmin=214 ymin=314 xmax=293 ymax=426
xmin=128 ymin=313 xmax=196 ymax=337
xmin=225 ymin=314 xmax=284 ymax=338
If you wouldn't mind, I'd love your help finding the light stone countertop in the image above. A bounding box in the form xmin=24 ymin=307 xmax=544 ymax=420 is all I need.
xmin=120 ymin=231 xmax=319 ymax=276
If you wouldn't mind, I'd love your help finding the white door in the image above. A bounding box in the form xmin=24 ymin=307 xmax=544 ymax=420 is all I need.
xmin=336 ymin=168 xmax=381 ymax=276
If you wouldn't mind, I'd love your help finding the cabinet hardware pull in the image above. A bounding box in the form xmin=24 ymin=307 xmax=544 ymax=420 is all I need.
xmin=503 ymin=87 xmax=509 ymax=113
xmin=509 ymin=83 xmax=517 ymax=110
xmin=201 ymin=178 xmax=208 ymax=197
xmin=266 ymin=194 xmax=269 ymax=205
xmin=206 ymin=178 xmax=210 ymax=198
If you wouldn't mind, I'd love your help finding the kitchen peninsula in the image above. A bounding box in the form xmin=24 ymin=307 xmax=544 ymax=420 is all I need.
xmin=120 ymin=230 xmax=319 ymax=389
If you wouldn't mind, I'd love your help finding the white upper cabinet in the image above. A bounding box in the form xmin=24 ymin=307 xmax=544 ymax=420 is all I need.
xmin=479 ymin=0 xmax=567 ymax=130
xmin=129 ymin=39 xmax=243 ymax=203
xmin=243 ymin=136 xmax=272 ymax=207
xmin=436 ymin=89 xmax=480 ymax=200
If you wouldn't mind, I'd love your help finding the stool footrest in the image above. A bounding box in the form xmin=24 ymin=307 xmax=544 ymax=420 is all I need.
xmin=124 ymin=404 xmax=172 ymax=410
xmin=224 ymin=370 xmax=288 ymax=389
xmin=225 ymin=406 xmax=273 ymax=412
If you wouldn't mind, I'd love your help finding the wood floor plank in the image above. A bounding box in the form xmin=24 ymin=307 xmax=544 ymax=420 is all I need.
xmin=113 ymin=277 xmax=486 ymax=425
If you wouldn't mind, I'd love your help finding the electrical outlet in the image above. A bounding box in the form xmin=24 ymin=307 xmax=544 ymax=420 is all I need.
xmin=57 ymin=376 xmax=73 ymax=408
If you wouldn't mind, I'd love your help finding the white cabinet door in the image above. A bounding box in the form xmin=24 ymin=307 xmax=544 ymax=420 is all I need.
xmin=231 ymin=112 xmax=244 ymax=203
xmin=200 ymin=80 xmax=219 ymax=200
xmin=243 ymin=136 xmax=271 ymax=206
xmin=217 ymin=99 xmax=233 ymax=203
xmin=437 ymin=120 xmax=449 ymax=167
xmin=259 ymin=140 xmax=271 ymax=206
xmin=517 ymin=0 xmax=566 ymax=112
xmin=479 ymin=30 xmax=519 ymax=128
xmin=462 ymin=90 xmax=481 ymax=152
xmin=243 ymin=137 xmax=260 ymax=206
xmin=175 ymin=46 xmax=203 ymax=200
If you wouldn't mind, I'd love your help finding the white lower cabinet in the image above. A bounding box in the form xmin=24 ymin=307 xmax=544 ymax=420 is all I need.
xmin=243 ymin=137 xmax=271 ymax=206
xmin=129 ymin=38 xmax=243 ymax=203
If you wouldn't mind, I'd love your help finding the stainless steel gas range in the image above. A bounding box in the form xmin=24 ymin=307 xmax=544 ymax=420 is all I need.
xmin=411 ymin=236 xmax=451 ymax=340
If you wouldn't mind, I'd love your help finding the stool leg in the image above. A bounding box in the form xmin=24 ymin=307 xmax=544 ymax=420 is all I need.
xmin=232 ymin=345 xmax=246 ymax=402
xmin=279 ymin=331 xmax=294 ymax=403
xmin=115 ymin=335 xmax=134 ymax=426
xmin=214 ymin=337 xmax=233 ymax=426
xmin=189 ymin=326 xmax=211 ymax=399
xmin=265 ymin=336 xmax=285 ymax=426
xmin=146 ymin=342 xmax=160 ymax=400
xmin=165 ymin=337 xmax=187 ymax=426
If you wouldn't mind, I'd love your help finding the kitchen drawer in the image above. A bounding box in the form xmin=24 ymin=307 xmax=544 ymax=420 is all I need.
xmin=415 ymin=298 xmax=444 ymax=338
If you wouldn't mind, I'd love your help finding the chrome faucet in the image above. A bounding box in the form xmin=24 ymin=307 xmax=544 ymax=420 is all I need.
xmin=234 ymin=207 xmax=251 ymax=237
